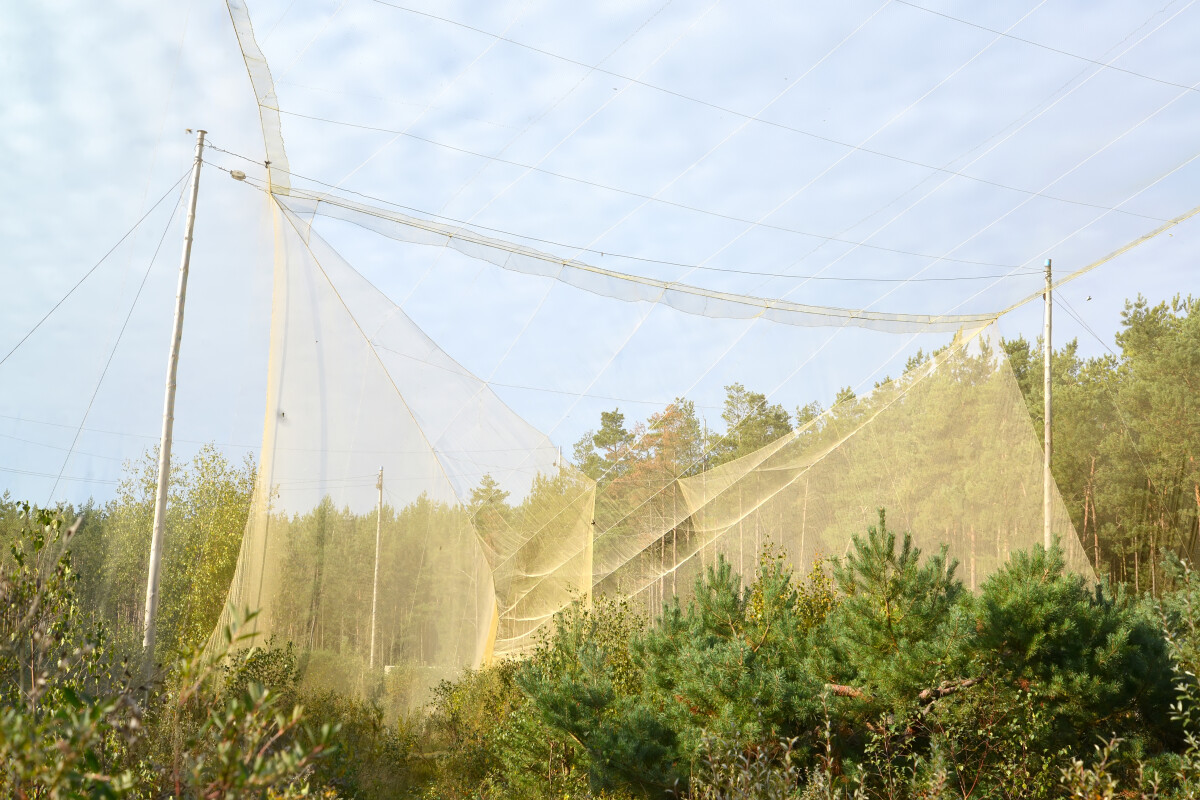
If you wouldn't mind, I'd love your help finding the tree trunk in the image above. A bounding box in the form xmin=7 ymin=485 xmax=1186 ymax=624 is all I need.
xmin=1088 ymin=455 xmax=1099 ymax=570
xmin=970 ymin=525 xmax=977 ymax=591
xmin=1134 ymin=546 xmax=1140 ymax=594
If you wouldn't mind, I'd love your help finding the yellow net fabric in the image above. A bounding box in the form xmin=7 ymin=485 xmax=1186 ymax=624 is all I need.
xmin=215 ymin=191 xmax=1093 ymax=703
xmin=214 ymin=0 xmax=1094 ymax=704
xmin=218 ymin=198 xmax=602 ymax=699
xmin=590 ymin=325 xmax=1091 ymax=619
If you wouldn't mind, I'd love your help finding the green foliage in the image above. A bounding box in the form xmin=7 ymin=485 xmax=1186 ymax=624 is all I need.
xmin=0 ymin=503 xmax=336 ymax=799
xmin=491 ymin=553 xmax=836 ymax=797
xmin=0 ymin=503 xmax=140 ymax=797
xmin=970 ymin=546 xmax=1174 ymax=741
xmin=5 ymin=294 xmax=1199 ymax=798
xmin=8 ymin=492 xmax=1199 ymax=799
xmin=299 ymin=688 xmax=418 ymax=799
xmin=821 ymin=511 xmax=965 ymax=707
xmin=56 ymin=445 xmax=256 ymax=663
xmin=715 ymin=384 xmax=793 ymax=464
xmin=574 ymin=409 xmax=636 ymax=483
xmin=416 ymin=518 xmax=1190 ymax=799
xmin=269 ymin=492 xmax=479 ymax=678
xmin=690 ymin=735 xmax=805 ymax=800
xmin=515 ymin=597 xmax=650 ymax=796
xmin=1002 ymin=295 xmax=1200 ymax=591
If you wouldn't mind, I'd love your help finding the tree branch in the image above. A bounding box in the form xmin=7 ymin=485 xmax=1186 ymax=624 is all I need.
xmin=917 ymin=677 xmax=981 ymax=706
xmin=822 ymin=676 xmax=982 ymax=706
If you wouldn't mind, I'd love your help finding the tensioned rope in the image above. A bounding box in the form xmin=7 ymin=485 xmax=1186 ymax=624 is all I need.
xmin=495 ymin=323 xmax=990 ymax=621
xmin=48 ymin=173 xmax=191 ymax=502
xmin=223 ymin=0 xmax=1196 ymax=331
xmin=280 ymin=191 xmax=995 ymax=329
xmin=787 ymin=72 xmax=1200 ymax=321
xmin=209 ymin=0 xmax=1185 ymax=657
xmin=704 ymin=0 xmax=1197 ymax=309
xmin=210 ymin=149 xmax=1199 ymax=513
xmin=274 ymin=196 xmax=463 ymax=501
xmin=333 ymin=0 xmax=542 ymax=192
xmin=272 ymin=186 xmax=1200 ymax=333
xmin=205 ymin=142 xmax=1027 ymax=271
xmin=364 ymin=0 xmax=1172 ymax=222
xmin=0 ymin=171 xmax=190 ymax=370
xmin=894 ymin=0 xmax=1200 ymax=94
xmin=733 ymin=0 xmax=1200 ymax=301
xmin=265 ymin=172 xmax=1199 ymax=574
xmin=266 ymin=107 xmax=1168 ymax=227
xmin=276 ymin=0 xmax=1195 ymax=525
xmin=655 ymin=0 xmax=1053 ymax=294
xmin=387 ymin=0 xmax=678 ymax=314
xmin=400 ymin=0 xmax=732 ymax=465
xmin=1055 ymin=293 xmax=1158 ymax=497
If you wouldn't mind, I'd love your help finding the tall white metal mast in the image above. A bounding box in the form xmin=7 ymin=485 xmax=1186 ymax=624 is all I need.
xmin=143 ymin=129 xmax=206 ymax=667
xmin=1043 ymin=258 xmax=1053 ymax=551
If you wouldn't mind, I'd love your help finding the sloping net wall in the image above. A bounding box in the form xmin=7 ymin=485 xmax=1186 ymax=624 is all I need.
xmin=590 ymin=327 xmax=1090 ymax=615
xmin=215 ymin=193 xmax=1092 ymax=705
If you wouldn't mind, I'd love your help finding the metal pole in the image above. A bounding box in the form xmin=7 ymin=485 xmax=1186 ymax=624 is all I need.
xmin=143 ymin=129 xmax=206 ymax=665
xmin=370 ymin=466 xmax=383 ymax=669
xmin=1043 ymin=258 xmax=1053 ymax=551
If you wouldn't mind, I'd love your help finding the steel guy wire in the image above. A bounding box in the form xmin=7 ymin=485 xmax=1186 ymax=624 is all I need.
xmin=48 ymin=170 xmax=191 ymax=502
xmin=894 ymin=0 xmax=1200 ymax=94
xmin=204 ymin=143 xmax=1038 ymax=274
xmin=0 ymin=170 xmax=190 ymax=369
xmin=363 ymin=0 xmax=1168 ymax=222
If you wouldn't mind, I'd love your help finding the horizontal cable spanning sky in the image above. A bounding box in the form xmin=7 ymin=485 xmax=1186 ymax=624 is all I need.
xmin=1 ymin=0 xmax=1199 ymax=502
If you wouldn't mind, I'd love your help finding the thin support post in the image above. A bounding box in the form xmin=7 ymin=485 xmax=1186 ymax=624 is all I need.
xmin=1043 ymin=258 xmax=1053 ymax=551
xmin=143 ymin=129 xmax=206 ymax=669
xmin=370 ymin=467 xmax=383 ymax=669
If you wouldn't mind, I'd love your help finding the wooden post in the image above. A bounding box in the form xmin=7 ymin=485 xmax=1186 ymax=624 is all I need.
xmin=143 ymin=129 xmax=205 ymax=671
xmin=1043 ymin=259 xmax=1053 ymax=551
xmin=370 ymin=466 xmax=383 ymax=668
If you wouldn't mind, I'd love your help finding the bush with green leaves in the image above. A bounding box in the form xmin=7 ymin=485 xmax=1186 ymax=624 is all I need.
xmin=0 ymin=502 xmax=337 ymax=799
xmin=424 ymin=512 xmax=1188 ymax=799
xmin=7 ymin=495 xmax=1200 ymax=799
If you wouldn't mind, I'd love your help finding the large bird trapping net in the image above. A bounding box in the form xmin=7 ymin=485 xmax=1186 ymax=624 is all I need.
xmin=213 ymin=183 xmax=1092 ymax=704
xmin=31 ymin=0 xmax=1200 ymax=711
xmin=196 ymin=0 xmax=1115 ymax=705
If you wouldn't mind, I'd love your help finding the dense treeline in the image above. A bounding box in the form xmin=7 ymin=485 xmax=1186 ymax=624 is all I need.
xmin=570 ymin=295 xmax=1199 ymax=592
xmin=0 ymin=502 xmax=434 ymax=798
xmin=9 ymin=500 xmax=1200 ymax=798
xmin=3 ymin=293 xmax=1197 ymax=797
xmin=1003 ymin=295 xmax=1199 ymax=591
xmin=423 ymin=521 xmax=1200 ymax=798
xmin=267 ymin=494 xmax=482 ymax=701
xmin=0 ymin=444 xmax=254 ymax=665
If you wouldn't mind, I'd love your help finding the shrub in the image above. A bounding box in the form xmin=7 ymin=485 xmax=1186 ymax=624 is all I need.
xmin=0 ymin=502 xmax=336 ymax=799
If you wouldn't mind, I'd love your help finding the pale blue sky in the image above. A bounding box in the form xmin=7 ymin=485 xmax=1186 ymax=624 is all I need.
xmin=2 ymin=0 xmax=1198 ymax=504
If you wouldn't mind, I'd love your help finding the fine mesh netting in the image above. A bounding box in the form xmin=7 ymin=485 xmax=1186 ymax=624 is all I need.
xmin=213 ymin=189 xmax=1093 ymax=704
xmin=276 ymin=192 xmax=1002 ymax=334
xmin=21 ymin=0 xmax=1189 ymax=711
xmin=587 ymin=323 xmax=1091 ymax=617
xmin=213 ymin=0 xmax=1102 ymax=685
